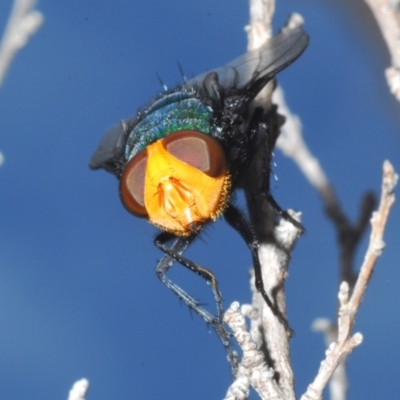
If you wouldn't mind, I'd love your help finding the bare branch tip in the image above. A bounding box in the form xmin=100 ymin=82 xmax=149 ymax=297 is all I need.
xmin=0 ymin=0 xmax=44 ymax=86
xmin=224 ymin=302 xmax=245 ymax=329
xmin=383 ymin=160 xmax=398 ymax=192
xmin=351 ymin=332 xmax=363 ymax=346
xmin=68 ymin=378 xmax=89 ymax=400
xmin=240 ymin=303 xmax=255 ymax=318
xmin=225 ymin=301 xmax=240 ymax=317
xmin=285 ymin=13 xmax=305 ymax=29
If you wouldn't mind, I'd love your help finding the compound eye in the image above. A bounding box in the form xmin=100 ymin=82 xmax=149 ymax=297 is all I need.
xmin=163 ymin=130 xmax=225 ymax=177
xmin=120 ymin=150 xmax=149 ymax=217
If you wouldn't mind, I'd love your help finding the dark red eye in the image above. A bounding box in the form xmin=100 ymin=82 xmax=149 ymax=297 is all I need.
xmin=163 ymin=130 xmax=226 ymax=177
xmin=119 ymin=150 xmax=149 ymax=217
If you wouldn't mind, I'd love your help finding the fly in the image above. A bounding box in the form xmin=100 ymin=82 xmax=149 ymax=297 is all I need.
xmin=90 ymin=23 xmax=309 ymax=372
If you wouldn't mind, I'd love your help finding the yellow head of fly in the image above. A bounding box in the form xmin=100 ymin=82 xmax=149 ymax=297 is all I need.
xmin=120 ymin=130 xmax=231 ymax=236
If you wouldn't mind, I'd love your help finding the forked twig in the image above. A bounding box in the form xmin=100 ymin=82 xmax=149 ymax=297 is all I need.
xmin=300 ymin=161 xmax=397 ymax=400
xmin=224 ymin=212 xmax=302 ymax=400
xmin=0 ymin=0 xmax=43 ymax=87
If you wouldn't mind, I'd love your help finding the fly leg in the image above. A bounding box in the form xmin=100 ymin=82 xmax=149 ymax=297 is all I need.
xmin=155 ymin=235 xmax=215 ymax=323
xmin=224 ymin=202 xmax=293 ymax=335
xmin=155 ymin=231 xmax=236 ymax=375
xmin=265 ymin=192 xmax=304 ymax=233
xmin=259 ymin=105 xmax=305 ymax=233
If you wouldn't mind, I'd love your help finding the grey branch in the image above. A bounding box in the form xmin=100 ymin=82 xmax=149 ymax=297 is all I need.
xmin=225 ymin=1 xmax=305 ymax=399
xmin=224 ymin=213 xmax=301 ymax=400
xmin=224 ymin=211 xmax=302 ymax=400
xmin=225 ymin=1 xmax=310 ymax=398
xmin=246 ymin=0 xmax=274 ymax=50
xmin=363 ymin=0 xmax=400 ymax=101
xmin=300 ymin=161 xmax=397 ymax=400
xmin=276 ymin=80 xmax=397 ymax=399
xmin=0 ymin=0 xmax=44 ymax=87
xmin=224 ymin=302 xmax=283 ymax=400
xmin=274 ymin=87 xmax=377 ymax=292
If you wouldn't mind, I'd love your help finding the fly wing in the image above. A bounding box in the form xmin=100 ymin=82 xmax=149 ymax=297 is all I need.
xmin=89 ymin=121 xmax=127 ymax=175
xmin=186 ymin=25 xmax=308 ymax=94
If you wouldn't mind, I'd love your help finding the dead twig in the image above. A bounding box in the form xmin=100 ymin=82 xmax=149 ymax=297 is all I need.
xmin=0 ymin=0 xmax=43 ymax=87
xmin=363 ymin=0 xmax=400 ymax=101
xmin=300 ymin=161 xmax=397 ymax=400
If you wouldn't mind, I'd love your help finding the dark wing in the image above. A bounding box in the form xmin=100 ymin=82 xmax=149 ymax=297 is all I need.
xmin=90 ymin=25 xmax=308 ymax=176
xmin=89 ymin=121 xmax=127 ymax=176
xmin=185 ymin=25 xmax=308 ymax=101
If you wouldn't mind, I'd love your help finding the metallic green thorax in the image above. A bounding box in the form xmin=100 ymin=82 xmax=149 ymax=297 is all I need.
xmin=125 ymin=91 xmax=213 ymax=161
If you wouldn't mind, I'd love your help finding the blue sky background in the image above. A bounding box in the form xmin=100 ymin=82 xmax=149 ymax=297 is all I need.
xmin=0 ymin=1 xmax=399 ymax=399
